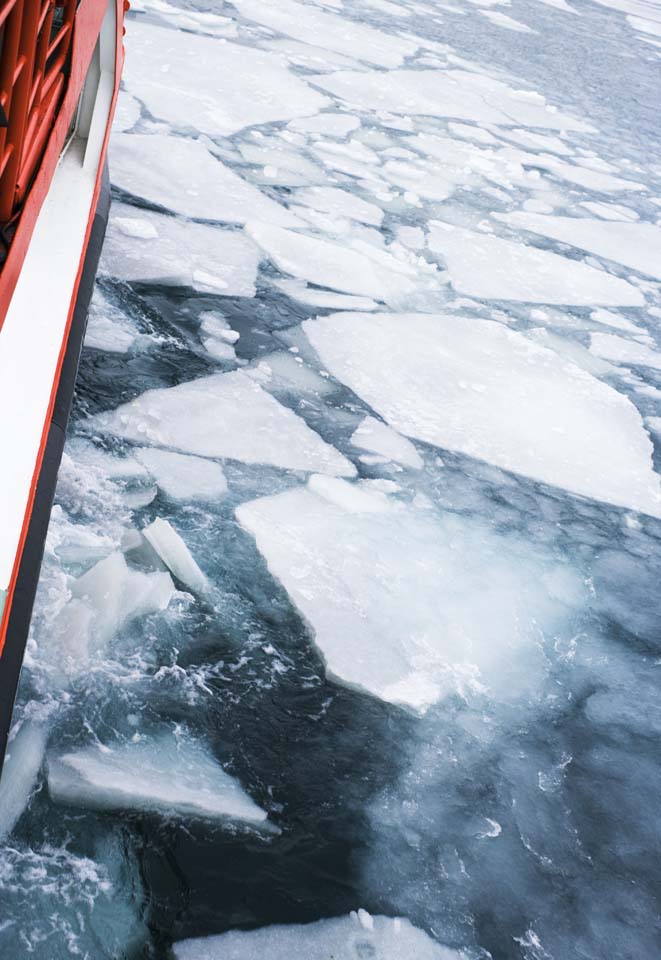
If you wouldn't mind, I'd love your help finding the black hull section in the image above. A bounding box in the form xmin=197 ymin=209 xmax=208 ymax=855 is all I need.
xmin=0 ymin=163 xmax=110 ymax=771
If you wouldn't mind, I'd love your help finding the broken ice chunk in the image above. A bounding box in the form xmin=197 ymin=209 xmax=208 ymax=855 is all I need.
xmin=143 ymin=519 xmax=210 ymax=596
xmin=101 ymin=203 xmax=261 ymax=296
xmin=427 ymin=222 xmax=644 ymax=305
xmin=304 ymin=312 xmax=661 ymax=517
xmin=47 ymin=729 xmax=274 ymax=828
xmin=111 ymin=134 xmax=302 ymax=227
xmin=124 ymin=20 xmax=328 ymax=136
xmin=0 ymin=719 xmax=50 ymax=840
xmin=134 ymin=448 xmax=228 ymax=502
xmin=85 ymin=370 xmax=355 ymax=477
xmin=238 ymin=478 xmax=584 ymax=712
xmin=351 ymin=416 xmax=423 ymax=469
xmin=172 ymin=911 xmax=456 ymax=959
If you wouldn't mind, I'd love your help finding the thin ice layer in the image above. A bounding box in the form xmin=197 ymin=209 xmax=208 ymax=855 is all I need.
xmin=311 ymin=68 xmax=591 ymax=130
xmin=351 ymin=416 xmax=423 ymax=469
xmin=495 ymin=213 xmax=661 ymax=281
xmin=304 ymin=312 xmax=661 ymax=516
xmin=124 ymin=20 xmax=328 ymax=135
xmin=238 ymin=476 xmax=583 ymax=712
xmin=111 ymin=134 xmax=301 ymax=227
xmin=134 ymin=448 xmax=228 ymax=501
xmin=101 ymin=203 xmax=261 ymax=295
xmin=173 ymin=911 xmax=457 ymax=960
xmin=48 ymin=729 xmax=270 ymax=825
xmin=427 ymin=222 xmax=644 ymax=305
xmin=86 ymin=370 xmax=355 ymax=476
xmin=232 ymin=0 xmax=418 ymax=68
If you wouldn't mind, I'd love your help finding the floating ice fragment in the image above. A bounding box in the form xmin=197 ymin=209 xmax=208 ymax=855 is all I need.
xmin=590 ymin=332 xmax=661 ymax=370
xmin=312 ymin=69 xmax=591 ymax=130
xmin=124 ymin=21 xmax=327 ymax=136
xmin=273 ymin=277 xmax=378 ymax=311
xmin=84 ymin=288 xmax=138 ymax=353
xmin=0 ymin=720 xmax=49 ymax=840
xmin=101 ymin=203 xmax=261 ymax=296
xmin=288 ymin=113 xmax=361 ymax=138
xmin=351 ymin=416 xmax=423 ymax=469
xmin=233 ymin=0 xmax=418 ymax=67
xmin=294 ymin=186 xmax=384 ymax=226
xmin=172 ymin=911 xmax=456 ymax=959
xmin=238 ymin=477 xmax=584 ymax=711
xmin=111 ymin=134 xmax=302 ymax=227
xmin=480 ymin=9 xmax=535 ymax=31
xmin=495 ymin=213 xmax=661 ymax=281
xmin=246 ymin=222 xmax=431 ymax=303
xmin=143 ymin=519 xmax=210 ymax=596
xmin=304 ymin=312 xmax=661 ymax=516
xmin=86 ymin=371 xmax=355 ymax=476
xmin=48 ymin=729 xmax=272 ymax=827
xmin=427 ymin=222 xmax=644 ymax=305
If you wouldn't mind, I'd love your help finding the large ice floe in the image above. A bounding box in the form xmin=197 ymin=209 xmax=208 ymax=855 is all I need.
xmin=427 ymin=222 xmax=644 ymax=305
xmin=173 ymin=910 xmax=458 ymax=959
xmin=86 ymin=370 xmax=355 ymax=475
xmin=304 ymin=312 xmax=661 ymax=516
xmin=48 ymin=728 xmax=273 ymax=828
xmin=111 ymin=134 xmax=302 ymax=227
xmin=237 ymin=475 xmax=584 ymax=712
xmin=100 ymin=203 xmax=261 ymax=295
xmin=124 ymin=20 xmax=328 ymax=135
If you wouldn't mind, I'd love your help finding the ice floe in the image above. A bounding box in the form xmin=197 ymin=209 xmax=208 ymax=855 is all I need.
xmin=495 ymin=213 xmax=661 ymax=280
xmin=246 ymin=222 xmax=438 ymax=303
xmin=143 ymin=519 xmax=210 ymax=596
xmin=0 ymin=720 xmax=49 ymax=840
xmin=84 ymin=288 xmax=138 ymax=353
xmin=238 ymin=476 xmax=584 ymax=711
xmin=48 ymin=728 xmax=272 ymax=827
xmin=173 ymin=911 xmax=454 ymax=959
xmin=311 ymin=68 xmax=592 ymax=130
xmin=111 ymin=134 xmax=301 ymax=227
xmin=351 ymin=416 xmax=423 ymax=469
xmin=304 ymin=312 xmax=661 ymax=515
xmin=233 ymin=0 xmax=418 ymax=67
xmin=101 ymin=203 xmax=261 ymax=295
xmin=590 ymin=332 xmax=661 ymax=370
xmin=427 ymin=222 xmax=644 ymax=305
xmin=125 ymin=21 xmax=327 ymax=135
xmin=86 ymin=371 xmax=355 ymax=476
xmin=293 ymin=186 xmax=384 ymax=226
xmin=133 ymin=448 xmax=228 ymax=502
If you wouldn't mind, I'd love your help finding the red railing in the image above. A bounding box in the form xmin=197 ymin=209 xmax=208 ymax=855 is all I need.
xmin=0 ymin=0 xmax=76 ymax=224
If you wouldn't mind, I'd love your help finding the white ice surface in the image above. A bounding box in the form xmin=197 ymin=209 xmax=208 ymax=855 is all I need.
xmin=311 ymin=69 xmax=591 ymax=130
xmin=48 ymin=729 xmax=270 ymax=825
xmin=0 ymin=721 xmax=49 ymax=841
xmin=101 ymin=203 xmax=261 ymax=295
xmin=351 ymin=416 xmax=423 ymax=469
xmin=273 ymin=277 xmax=378 ymax=311
xmin=143 ymin=519 xmax=210 ymax=595
xmin=495 ymin=213 xmax=661 ymax=280
xmin=86 ymin=371 xmax=355 ymax=476
xmin=111 ymin=134 xmax=301 ymax=227
xmin=84 ymin=289 xmax=138 ymax=353
xmin=294 ymin=187 xmax=384 ymax=226
xmin=134 ymin=448 xmax=228 ymax=501
xmin=173 ymin=912 xmax=455 ymax=960
xmin=481 ymin=9 xmax=534 ymax=31
xmin=124 ymin=20 xmax=328 ymax=135
xmin=233 ymin=0 xmax=418 ymax=67
xmin=427 ymin=222 xmax=644 ymax=305
xmin=590 ymin=332 xmax=661 ymax=370
xmin=238 ymin=476 xmax=585 ymax=712
xmin=246 ymin=222 xmax=435 ymax=303
xmin=304 ymin=312 xmax=661 ymax=515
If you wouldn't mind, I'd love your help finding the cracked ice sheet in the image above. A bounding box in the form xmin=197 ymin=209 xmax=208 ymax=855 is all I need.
xmin=232 ymin=0 xmax=418 ymax=68
xmin=173 ymin=913 xmax=454 ymax=960
xmin=304 ymin=312 xmax=661 ymax=517
xmin=427 ymin=222 xmax=644 ymax=306
xmin=124 ymin=21 xmax=328 ymax=136
xmin=245 ymin=222 xmax=440 ymax=304
xmin=111 ymin=134 xmax=302 ymax=228
xmin=495 ymin=213 xmax=661 ymax=281
xmin=311 ymin=68 xmax=592 ymax=131
xmin=101 ymin=203 xmax=261 ymax=296
xmin=85 ymin=371 xmax=355 ymax=477
xmin=237 ymin=475 xmax=585 ymax=712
